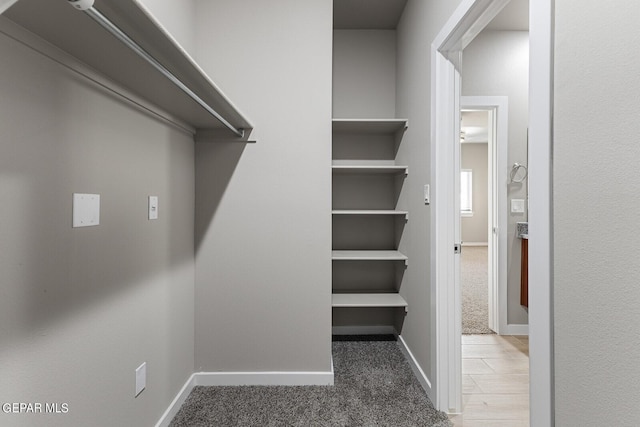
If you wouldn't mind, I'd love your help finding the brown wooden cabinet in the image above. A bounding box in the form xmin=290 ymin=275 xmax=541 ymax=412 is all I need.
xmin=520 ymin=238 xmax=528 ymax=307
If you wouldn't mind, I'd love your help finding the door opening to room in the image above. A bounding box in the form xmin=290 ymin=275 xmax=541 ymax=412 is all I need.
xmin=460 ymin=109 xmax=494 ymax=335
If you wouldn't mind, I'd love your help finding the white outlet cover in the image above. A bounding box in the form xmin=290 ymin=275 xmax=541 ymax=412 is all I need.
xmin=511 ymin=198 xmax=525 ymax=213
xmin=73 ymin=193 xmax=100 ymax=227
xmin=135 ymin=362 xmax=146 ymax=397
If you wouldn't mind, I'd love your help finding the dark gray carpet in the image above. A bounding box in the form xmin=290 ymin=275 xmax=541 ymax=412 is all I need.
xmin=462 ymin=246 xmax=495 ymax=334
xmin=170 ymin=337 xmax=451 ymax=426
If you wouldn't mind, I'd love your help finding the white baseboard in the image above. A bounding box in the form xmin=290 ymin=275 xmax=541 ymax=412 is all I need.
xmin=155 ymin=373 xmax=197 ymax=427
xmin=332 ymin=325 xmax=397 ymax=335
xmin=461 ymin=242 xmax=488 ymax=247
xmin=193 ymin=368 xmax=335 ymax=386
xmin=397 ymin=335 xmax=433 ymax=398
xmin=502 ymin=324 xmax=529 ymax=335
xmin=155 ymin=362 xmax=334 ymax=426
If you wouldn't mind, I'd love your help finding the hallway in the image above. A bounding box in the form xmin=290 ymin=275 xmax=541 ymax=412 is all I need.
xmin=461 ymin=246 xmax=493 ymax=334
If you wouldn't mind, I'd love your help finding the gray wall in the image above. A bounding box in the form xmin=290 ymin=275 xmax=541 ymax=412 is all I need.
xmin=0 ymin=29 xmax=194 ymax=427
xmin=138 ymin=0 xmax=196 ymax=54
xmin=333 ymin=30 xmax=396 ymax=118
xmin=193 ymin=0 xmax=332 ymax=373
xmin=554 ymin=1 xmax=640 ymax=424
xmin=462 ymin=30 xmax=529 ymax=325
xmin=395 ymin=0 xmax=464 ymax=396
xmin=461 ymin=143 xmax=489 ymax=244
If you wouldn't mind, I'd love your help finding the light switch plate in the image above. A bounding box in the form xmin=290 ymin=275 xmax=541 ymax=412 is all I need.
xmin=511 ymin=198 xmax=525 ymax=214
xmin=148 ymin=196 xmax=158 ymax=220
xmin=73 ymin=193 xmax=100 ymax=227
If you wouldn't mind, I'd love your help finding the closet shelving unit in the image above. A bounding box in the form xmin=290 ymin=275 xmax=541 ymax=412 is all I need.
xmin=331 ymin=118 xmax=409 ymax=321
xmin=332 ymin=293 xmax=409 ymax=309
xmin=332 ymin=210 xmax=409 ymax=220
xmin=332 ymin=165 xmax=408 ymax=175
xmin=1 ymin=0 xmax=252 ymax=140
xmin=332 ymin=250 xmax=408 ymax=263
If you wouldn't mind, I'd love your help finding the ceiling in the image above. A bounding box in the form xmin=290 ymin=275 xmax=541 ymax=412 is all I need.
xmin=461 ymin=111 xmax=489 ymax=143
xmin=333 ymin=0 xmax=407 ymax=30
xmin=333 ymin=0 xmax=527 ymax=31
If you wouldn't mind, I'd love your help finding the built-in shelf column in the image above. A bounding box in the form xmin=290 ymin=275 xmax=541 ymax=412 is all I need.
xmin=331 ymin=118 xmax=409 ymax=330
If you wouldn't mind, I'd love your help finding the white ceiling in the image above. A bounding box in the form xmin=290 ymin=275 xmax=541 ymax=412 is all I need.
xmin=461 ymin=110 xmax=489 ymax=143
xmin=333 ymin=0 xmax=527 ymax=31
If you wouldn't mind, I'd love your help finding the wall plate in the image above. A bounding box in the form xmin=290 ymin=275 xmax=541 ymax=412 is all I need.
xmin=73 ymin=193 xmax=100 ymax=227
xmin=148 ymin=196 xmax=158 ymax=220
xmin=511 ymin=198 xmax=525 ymax=214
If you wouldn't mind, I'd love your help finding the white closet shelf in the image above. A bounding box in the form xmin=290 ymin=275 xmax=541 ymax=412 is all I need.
xmin=332 ymin=250 xmax=408 ymax=263
xmin=332 ymin=293 xmax=408 ymax=310
xmin=2 ymin=0 xmax=252 ymax=138
xmin=332 ymin=165 xmax=408 ymax=175
xmin=332 ymin=210 xmax=408 ymax=219
xmin=332 ymin=118 xmax=408 ymax=134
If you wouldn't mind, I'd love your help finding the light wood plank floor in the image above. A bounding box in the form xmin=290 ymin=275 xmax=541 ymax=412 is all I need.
xmin=449 ymin=334 xmax=530 ymax=427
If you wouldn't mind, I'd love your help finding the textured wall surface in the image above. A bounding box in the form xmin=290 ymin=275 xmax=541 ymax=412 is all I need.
xmin=193 ymin=0 xmax=333 ymax=373
xmin=395 ymin=0 xmax=464 ymax=397
xmin=554 ymin=1 xmax=640 ymax=424
xmin=333 ymin=30 xmax=397 ymax=118
xmin=0 ymin=31 xmax=195 ymax=427
xmin=138 ymin=0 xmax=196 ymax=55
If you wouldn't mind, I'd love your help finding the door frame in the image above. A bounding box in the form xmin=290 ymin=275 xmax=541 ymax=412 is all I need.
xmin=431 ymin=0 xmax=554 ymax=423
xmin=460 ymin=96 xmax=508 ymax=335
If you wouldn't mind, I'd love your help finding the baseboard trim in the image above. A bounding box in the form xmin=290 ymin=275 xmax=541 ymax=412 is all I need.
xmin=461 ymin=242 xmax=488 ymax=247
xmin=397 ymin=335 xmax=433 ymax=398
xmin=502 ymin=324 xmax=529 ymax=335
xmin=332 ymin=325 xmax=397 ymax=335
xmin=155 ymin=373 xmax=197 ymax=427
xmin=155 ymin=361 xmax=334 ymax=426
xmin=193 ymin=368 xmax=334 ymax=387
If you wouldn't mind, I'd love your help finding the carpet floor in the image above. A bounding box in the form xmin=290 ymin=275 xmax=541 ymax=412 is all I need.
xmin=170 ymin=337 xmax=451 ymax=426
xmin=461 ymin=246 xmax=494 ymax=334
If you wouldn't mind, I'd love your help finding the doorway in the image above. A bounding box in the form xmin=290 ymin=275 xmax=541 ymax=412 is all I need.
xmin=431 ymin=0 xmax=553 ymax=423
xmin=460 ymin=96 xmax=509 ymax=334
xmin=460 ymin=98 xmax=508 ymax=336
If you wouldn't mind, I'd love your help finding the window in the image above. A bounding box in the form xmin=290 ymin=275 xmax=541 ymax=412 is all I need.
xmin=461 ymin=169 xmax=473 ymax=216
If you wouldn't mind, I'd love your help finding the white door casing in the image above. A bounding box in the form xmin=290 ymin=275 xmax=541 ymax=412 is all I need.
xmin=431 ymin=0 xmax=508 ymax=416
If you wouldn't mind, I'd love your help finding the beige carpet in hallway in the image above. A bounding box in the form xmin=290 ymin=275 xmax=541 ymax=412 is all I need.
xmin=462 ymin=246 xmax=494 ymax=334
